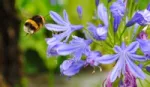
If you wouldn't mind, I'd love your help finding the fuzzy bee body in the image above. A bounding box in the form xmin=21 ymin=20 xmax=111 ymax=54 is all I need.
xmin=24 ymin=15 xmax=45 ymax=34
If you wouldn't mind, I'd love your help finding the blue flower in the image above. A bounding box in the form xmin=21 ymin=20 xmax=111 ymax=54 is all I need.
xmin=88 ymin=23 xmax=108 ymax=40
xmin=95 ymin=0 xmax=99 ymax=7
xmin=97 ymin=4 xmax=108 ymax=27
xmin=137 ymin=38 xmax=150 ymax=58
xmin=45 ymin=10 xmax=83 ymax=44
xmin=95 ymin=42 xmax=146 ymax=82
xmin=110 ymin=0 xmax=125 ymax=32
xmin=57 ymin=36 xmax=92 ymax=60
xmin=86 ymin=51 xmax=101 ymax=66
xmin=146 ymin=66 xmax=150 ymax=72
xmin=126 ymin=4 xmax=150 ymax=27
xmin=46 ymin=40 xmax=65 ymax=56
xmin=60 ymin=59 xmax=85 ymax=76
xmin=77 ymin=6 xmax=82 ymax=19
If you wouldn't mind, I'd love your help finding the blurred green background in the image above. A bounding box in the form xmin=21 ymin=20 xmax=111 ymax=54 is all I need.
xmin=9 ymin=0 xmax=150 ymax=87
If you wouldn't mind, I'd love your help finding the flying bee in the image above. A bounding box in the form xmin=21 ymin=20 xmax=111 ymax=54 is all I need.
xmin=24 ymin=15 xmax=45 ymax=34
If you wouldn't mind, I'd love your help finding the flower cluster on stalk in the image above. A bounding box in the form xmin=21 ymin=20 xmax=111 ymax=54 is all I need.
xmin=45 ymin=0 xmax=150 ymax=86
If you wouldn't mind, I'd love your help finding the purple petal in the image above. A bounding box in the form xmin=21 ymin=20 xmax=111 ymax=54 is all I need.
xmin=113 ymin=15 xmax=121 ymax=32
xmin=114 ymin=46 xmax=122 ymax=53
xmin=146 ymin=66 xmax=150 ymax=72
xmin=126 ymin=41 xmax=139 ymax=53
xmin=60 ymin=60 xmax=84 ymax=76
xmin=121 ymin=42 xmax=126 ymax=50
xmin=96 ymin=26 xmax=107 ymax=37
xmin=88 ymin=24 xmax=107 ymax=40
xmin=63 ymin=10 xmax=70 ymax=23
xmin=50 ymin=11 xmax=66 ymax=25
xmin=47 ymin=43 xmax=63 ymax=56
xmin=110 ymin=0 xmax=125 ymax=17
xmin=73 ymin=51 xmax=83 ymax=60
xmin=126 ymin=58 xmax=146 ymax=79
xmin=97 ymin=4 xmax=108 ymax=27
xmin=57 ymin=44 xmax=78 ymax=55
xmin=96 ymin=54 xmax=119 ymax=64
xmin=127 ymin=53 xmax=146 ymax=61
xmin=95 ymin=0 xmax=99 ymax=7
xmin=137 ymin=39 xmax=150 ymax=53
xmin=61 ymin=60 xmax=73 ymax=70
xmin=45 ymin=24 xmax=67 ymax=31
xmin=77 ymin=6 xmax=83 ymax=19
xmin=110 ymin=58 xmax=123 ymax=82
xmin=86 ymin=51 xmax=101 ymax=66
xmin=126 ymin=12 xmax=145 ymax=27
xmin=46 ymin=37 xmax=59 ymax=45
xmin=147 ymin=4 xmax=150 ymax=11
xmin=71 ymin=25 xmax=83 ymax=31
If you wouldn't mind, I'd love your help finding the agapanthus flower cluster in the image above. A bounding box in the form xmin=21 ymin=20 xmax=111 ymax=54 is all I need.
xmin=45 ymin=0 xmax=150 ymax=86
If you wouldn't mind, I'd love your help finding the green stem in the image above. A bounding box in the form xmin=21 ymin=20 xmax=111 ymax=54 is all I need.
xmin=138 ymin=79 xmax=144 ymax=87
xmin=145 ymin=79 xmax=150 ymax=84
xmin=119 ymin=27 xmax=127 ymax=44
xmin=114 ymin=32 xmax=116 ymax=45
xmin=49 ymin=71 xmax=54 ymax=87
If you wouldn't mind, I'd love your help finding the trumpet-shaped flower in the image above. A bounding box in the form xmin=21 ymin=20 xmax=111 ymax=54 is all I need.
xmin=86 ymin=51 xmax=101 ymax=66
xmin=126 ymin=4 xmax=150 ymax=27
xmin=95 ymin=42 xmax=146 ymax=82
xmin=46 ymin=41 xmax=65 ymax=56
xmin=87 ymin=3 xmax=108 ymax=41
xmin=146 ymin=66 xmax=150 ymax=72
xmin=110 ymin=0 xmax=125 ymax=32
xmin=60 ymin=59 xmax=85 ymax=76
xmin=57 ymin=36 xmax=92 ymax=60
xmin=136 ymin=31 xmax=150 ymax=58
xmin=77 ymin=6 xmax=82 ymax=19
xmin=97 ymin=4 xmax=108 ymax=27
xmin=95 ymin=0 xmax=99 ymax=7
xmin=88 ymin=23 xmax=108 ymax=40
xmin=137 ymin=38 xmax=150 ymax=58
xmin=45 ymin=10 xmax=83 ymax=44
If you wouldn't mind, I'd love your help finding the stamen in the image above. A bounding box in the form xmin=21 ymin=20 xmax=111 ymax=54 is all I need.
xmin=142 ymin=25 xmax=148 ymax=31
xmin=98 ymin=66 xmax=102 ymax=72
xmin=92 ymin=67 xmax=96 ymax=74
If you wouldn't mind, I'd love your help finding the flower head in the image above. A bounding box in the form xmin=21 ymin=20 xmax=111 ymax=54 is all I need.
xmin=110 ymin=0 xmax=126 ymax=32
xmin=137 ymin=38 xmax=150 ymax=58
xmin=88 ymin=23 xmax=108 ymax=40
xmin=45 ymin=10 xmax=83 ymax=44
xmin=57 ymin=36 xmax=92 ymax=60
xmin=60 ymin=59 xmax=85 ymax=76
xmin=95 ymin=0 xmax=99 ymax=7
xmin=77 ymin=6 xmax=83 ymax=19
xmin=126 ymin=4 xmax=150 ymax=27
xmin=95 ymin=42 xmax=146 ymax=82
xmin=46 ymin=41 xmax=64 ymax=56
xmin=146 ymin=66 xmax=150 ymax=72
xmin=97 ymin=4 xmax=108 ymax=27
xmin=86 ymin=51 xmax=101 ymax=66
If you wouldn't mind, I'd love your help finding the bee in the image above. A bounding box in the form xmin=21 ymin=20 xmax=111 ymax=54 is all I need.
xmin=24 ymin=15 xmax=45 ymax=34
